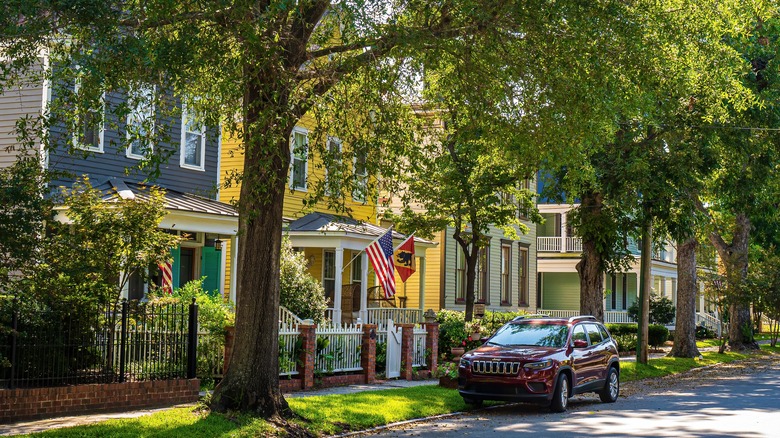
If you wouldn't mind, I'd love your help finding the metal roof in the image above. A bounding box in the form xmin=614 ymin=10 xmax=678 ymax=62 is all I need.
xmin=288 ymin=212 xmax=435 ymax=245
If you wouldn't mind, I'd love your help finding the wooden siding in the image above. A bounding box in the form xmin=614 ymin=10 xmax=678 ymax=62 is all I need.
xmin=540 ymin=272 xmax=580 ymax=310
xmin=219 ymin=114 xmax=377 ymax=222
xmin=440 ymin=222 xmax=538 ymax=312
xmin=0 ymin=64 xmax=45 ymax=168
xmin=605 ymin=273 xmax=638 ymax=311
xmin=48 ymin=89 xmax=220 ymax=197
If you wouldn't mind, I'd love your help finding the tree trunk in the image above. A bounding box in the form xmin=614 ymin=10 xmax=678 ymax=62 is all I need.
xmin=637 ymin=220 xmax=652 ymax=364
xmin=709 ymin=213 xmax=757 ymax=351
xmin=576 ymin=191 xmax=605 ymax=322
xmin=576 ymin=242 xmax=604 ymax=322
xmin=210 ymin=71 xmax=293 ymax=419
xmin=669 ymin=237 xmax=700 ymax=358
xmin=462 ymin=240 xmax=479 ymax=322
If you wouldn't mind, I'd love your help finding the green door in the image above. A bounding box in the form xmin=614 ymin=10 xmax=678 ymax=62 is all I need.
xmin=201 ymin=246 xmax=222 ymax=296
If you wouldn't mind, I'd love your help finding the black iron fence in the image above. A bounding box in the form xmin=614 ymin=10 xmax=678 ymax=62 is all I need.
xmin=0 ymin=297 xmax=198 ymax=389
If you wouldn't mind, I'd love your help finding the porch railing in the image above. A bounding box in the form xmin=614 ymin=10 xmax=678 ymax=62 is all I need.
xmin=696 ymin=312 xmax=722 ymax=336
xmin=538 ymin=309 xmax=635 ymax=324
xmin=537 ymin=237 xmax=583 ymax=253
xmin=367 ymin=308 xmax=422 ymax=325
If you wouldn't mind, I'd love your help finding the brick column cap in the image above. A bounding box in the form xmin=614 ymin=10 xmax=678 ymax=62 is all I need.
xmin=298 ymin=324 xmax=317 ymax=329
xmin=397 ymin=323 xmax=415 ymax=329
xmin=361 ymin=323 xmax=377 ymax=330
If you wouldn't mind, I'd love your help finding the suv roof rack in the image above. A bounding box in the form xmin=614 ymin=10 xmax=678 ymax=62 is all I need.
xmin=568 ymin=315 xmax=598 ymax=323
xmin=512 ymin=314 xmax=550 ymax=321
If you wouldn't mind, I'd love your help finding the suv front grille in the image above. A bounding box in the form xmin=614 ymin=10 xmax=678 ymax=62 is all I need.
xmin=471 ymin=360 xmax=521 ymax=375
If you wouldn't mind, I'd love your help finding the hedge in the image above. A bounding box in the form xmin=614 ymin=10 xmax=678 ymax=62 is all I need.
xmin=606 ymin=323 xmax=670 ymax=351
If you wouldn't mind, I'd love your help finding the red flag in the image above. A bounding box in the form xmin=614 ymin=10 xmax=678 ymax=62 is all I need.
xmin=159 ymin=261 xmax=173 ymax=293
xmin=366 ymin=229 xmax=396 ymax=298
xmin=394 ymin=234 xmax=416 ymax=283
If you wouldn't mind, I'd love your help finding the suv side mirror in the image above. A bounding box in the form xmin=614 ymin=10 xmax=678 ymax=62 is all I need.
xmin=573 ymin=339 xmax=588 ymax=348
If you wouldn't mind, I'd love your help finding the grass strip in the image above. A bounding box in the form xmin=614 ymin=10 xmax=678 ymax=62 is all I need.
xmin=620 ymin=351 xmax=747 ymax=382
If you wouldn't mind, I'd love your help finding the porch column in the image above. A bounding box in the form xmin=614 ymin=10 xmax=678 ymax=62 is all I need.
xmin=229 ymin=236 xmax=238 ymax=304
xmin=334 ymin=247 xmax=344 ymax=323
xmin=560 ymin=212 xmax=567 ymax=253
xmin=360 ymin=252 xmax=368 ymax=322
xmin=418 ymin=255 xmax=427 ymax=318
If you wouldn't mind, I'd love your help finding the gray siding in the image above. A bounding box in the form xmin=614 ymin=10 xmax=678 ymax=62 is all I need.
xmin=47 ymin=87 xmax=220 ymax=198
xmin=0 ymin=64 xmax=45 ymax=168
xmin=442 ymin=220 xmax=538 ymax=312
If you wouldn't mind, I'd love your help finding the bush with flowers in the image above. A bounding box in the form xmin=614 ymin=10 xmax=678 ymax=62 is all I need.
xmin=436 ymin=308 xmax=533 ymax=359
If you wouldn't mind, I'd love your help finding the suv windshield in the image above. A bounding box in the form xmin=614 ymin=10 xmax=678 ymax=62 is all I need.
xmin=488 ymin=322 xmax=569 ymax=348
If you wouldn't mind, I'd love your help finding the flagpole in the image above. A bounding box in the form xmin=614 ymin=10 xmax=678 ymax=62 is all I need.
xmin=341 ymin=226 xmax=393 ymax=272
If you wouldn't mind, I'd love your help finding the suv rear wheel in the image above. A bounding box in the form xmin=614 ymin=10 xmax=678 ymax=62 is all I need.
xmin=599 ymin=367 xmax=619 ymax=403
xmin=549 ymin=373 xmax=569 ymax=413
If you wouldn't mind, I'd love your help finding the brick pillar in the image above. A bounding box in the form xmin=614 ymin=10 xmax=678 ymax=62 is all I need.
xmin=223 ymin=326 xmax=235 ymax=373
xmin=298 ymin=324 xmax=317 ymax=390
xmin=398 ymin=323 xmax=415 ymax=380
xmin=425 ymin=322 xmax=439 ymax=375
xmin=361 ymin=324 xmax=377 ymax=384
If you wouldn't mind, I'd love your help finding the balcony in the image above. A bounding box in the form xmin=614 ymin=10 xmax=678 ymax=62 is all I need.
xmin=537 ymin=236 xmax=583 ymax=253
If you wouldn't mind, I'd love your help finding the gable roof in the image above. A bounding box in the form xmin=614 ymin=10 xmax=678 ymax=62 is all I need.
xmin=287 ymin=211 xmax=435 ymax=245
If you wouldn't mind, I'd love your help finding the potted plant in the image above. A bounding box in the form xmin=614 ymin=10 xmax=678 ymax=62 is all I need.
xmin=435 ymin=362 xmax=459 ymax=389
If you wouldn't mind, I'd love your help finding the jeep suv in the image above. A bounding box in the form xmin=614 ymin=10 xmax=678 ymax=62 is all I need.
xmin=458 ymin=315 xmax=619 ymax=412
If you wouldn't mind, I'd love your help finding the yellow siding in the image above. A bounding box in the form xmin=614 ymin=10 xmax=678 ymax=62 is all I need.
xmin=394 ymin=231 xmax=444 ymax=311
xmin=222 ymin=239 xmax=232 ymax=295
xmin=220 ymin=114 xmax=378 ymax=223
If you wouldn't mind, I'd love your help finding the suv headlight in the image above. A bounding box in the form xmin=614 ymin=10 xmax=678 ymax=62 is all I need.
xmin=459 ymin=357 xmax=471 ymax=368
xmin=524 ymin=359 xmax=553 ymax=370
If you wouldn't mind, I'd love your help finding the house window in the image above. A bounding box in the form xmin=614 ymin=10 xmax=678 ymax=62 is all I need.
xmin=455 ymin=247 xmax=466 ymax=303
xmin=622 ymin=274 xmax=627 ymax=310
xmin=180 ymin=101 xmax=206 ymax=170
xmin=353 ymin=149 xmax=368 ymax=202
xmin=611 ymin=274 xmax=617 ymax=310
xmin=500 ymin=244 xmax=511 ymax=305
xmin=72 ymin=78 xmax=104 ymax=153
xmin=126 ymin=84 xmax=155 ymax=159
xmin=518 ymin=245 xmax=529 ymax=306
xmin=290 ymin=128 xmax=308 ymax=191
xmin=351 ymin=252 xmax=362 ymax=284
xmin=323 ymin=250 xmax=336 ymax=306
xmin=325 ymin=136 xmax=342 ymax=195
xmin=477 ymin=245 xmax=489 ymax=304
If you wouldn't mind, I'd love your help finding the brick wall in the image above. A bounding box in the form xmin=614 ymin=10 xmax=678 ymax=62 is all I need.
xmin=0 ymin=379 xmax=200 ymax=424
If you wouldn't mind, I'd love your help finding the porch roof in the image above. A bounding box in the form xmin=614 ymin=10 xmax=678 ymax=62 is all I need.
xmin=91 ymin=177 xmax=238 ymax=218
xmin=286 ymin=212 xmax=435 ymax=246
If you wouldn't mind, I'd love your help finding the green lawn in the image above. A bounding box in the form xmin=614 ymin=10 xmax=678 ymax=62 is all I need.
xmin=23 ymin=349 xmax=768 ymax=437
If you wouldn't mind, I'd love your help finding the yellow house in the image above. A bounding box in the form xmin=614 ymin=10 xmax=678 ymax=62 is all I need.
xmin=219 ymin=114 xmax=436 ymax=324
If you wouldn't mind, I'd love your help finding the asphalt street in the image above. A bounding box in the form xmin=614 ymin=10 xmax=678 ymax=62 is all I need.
xmin=366 ymin=357 xmax=780 ymax=437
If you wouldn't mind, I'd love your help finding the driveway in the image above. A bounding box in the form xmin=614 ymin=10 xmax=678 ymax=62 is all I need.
xmin=366 ymin=354 xmax=780 ymax=437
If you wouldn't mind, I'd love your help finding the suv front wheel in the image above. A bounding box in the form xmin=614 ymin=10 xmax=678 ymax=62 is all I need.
xmin=599 ymin=367 xmax=619 ymax=403
xmin=549 ymin=373 xmax=569 ymax=413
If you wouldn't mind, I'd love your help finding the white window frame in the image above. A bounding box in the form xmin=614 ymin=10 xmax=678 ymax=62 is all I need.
xmin=289 ymin=127 xmax=308 ymax=191
xmin=72 ymin=77 xmax=105 ymax=153
xmin=325 ymin=136 xmax=342 ymax=195
xmin=351 ymin=251 xmax=362 ymax=284
xmin=179 ymin=100 xmax=206 ymax=171
xmin=322 ymin=249 xmax=336 ymax=305
xmin=126 ymin=84 xmax=155 ymax=160
xmin=352 ymin=148 xmax=368 ymax=202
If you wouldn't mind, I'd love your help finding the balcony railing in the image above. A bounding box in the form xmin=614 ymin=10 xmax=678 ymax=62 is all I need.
xmin=537 ymin=237 xmax=583 ymax=253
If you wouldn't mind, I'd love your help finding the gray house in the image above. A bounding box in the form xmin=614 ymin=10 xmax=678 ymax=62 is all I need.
xmin=0 ymin=59 xmax=238 ymax=299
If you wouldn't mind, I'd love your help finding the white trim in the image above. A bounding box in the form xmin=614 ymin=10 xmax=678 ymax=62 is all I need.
xmin=125 ymin=84 xmax=155 ymax=160
xmin=325 ymin=135 xmax=342 ymax=195
xmin=289 ymin=126 xmax=308 ymax=191
xmin=179 ymin=100 xmax=206 ymax=171
xmin=216 ymin=124 xmax=223 ymax=200
xmin=40 ymin=51 xmax=51 ymax=170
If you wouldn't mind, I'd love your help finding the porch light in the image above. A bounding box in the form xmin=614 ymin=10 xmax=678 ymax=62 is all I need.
xmin=214 ymin=239 xmax=223 ymax=251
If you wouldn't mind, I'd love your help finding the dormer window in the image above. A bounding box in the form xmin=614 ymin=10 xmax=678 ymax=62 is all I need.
xmin=290 ymin=127 xmax=308 ymax=191
xmin=180 ymin=101 xmax=206 ymax=171
xmin=126 ymin=84 xmax=155 ymax=159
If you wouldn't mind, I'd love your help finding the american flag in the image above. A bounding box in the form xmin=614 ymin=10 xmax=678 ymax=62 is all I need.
xmin=159 ymin=261 xmax=173 ymax=293
xmin=366 ymin=229 xmax=396 ymax=299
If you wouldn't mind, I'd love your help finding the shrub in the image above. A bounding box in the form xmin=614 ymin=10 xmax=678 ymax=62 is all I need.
xmin=280 ymin=237 xmax=328 ymax=323
xmin=605 ymin=323 xmax=669 ymax=351
xmin=695 ymin=325 xmax=716 ymax=339
xmin=436 ymin=309 xmax=531 ymax=355
xmin=627 ymin=293 xmax=676 ymax=325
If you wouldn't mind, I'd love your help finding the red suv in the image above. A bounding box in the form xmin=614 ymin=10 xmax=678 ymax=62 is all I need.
xmin=458 ymin=315 xmax=619 ymax=412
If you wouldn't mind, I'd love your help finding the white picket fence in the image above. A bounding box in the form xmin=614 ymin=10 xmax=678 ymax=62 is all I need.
xmin=314 ymin=323 xmax=363 ymax=373
xmin=279 ymin=327 xmax=300 ymax=376
xmin=412 ymin=326 xmax=427 ymax=368
xmin=605 ymin=311 xmax=635 ymax=323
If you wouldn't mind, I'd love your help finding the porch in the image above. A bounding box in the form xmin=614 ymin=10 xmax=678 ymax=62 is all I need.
xmin=287 ymin=212 xmax=435 ymax=326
